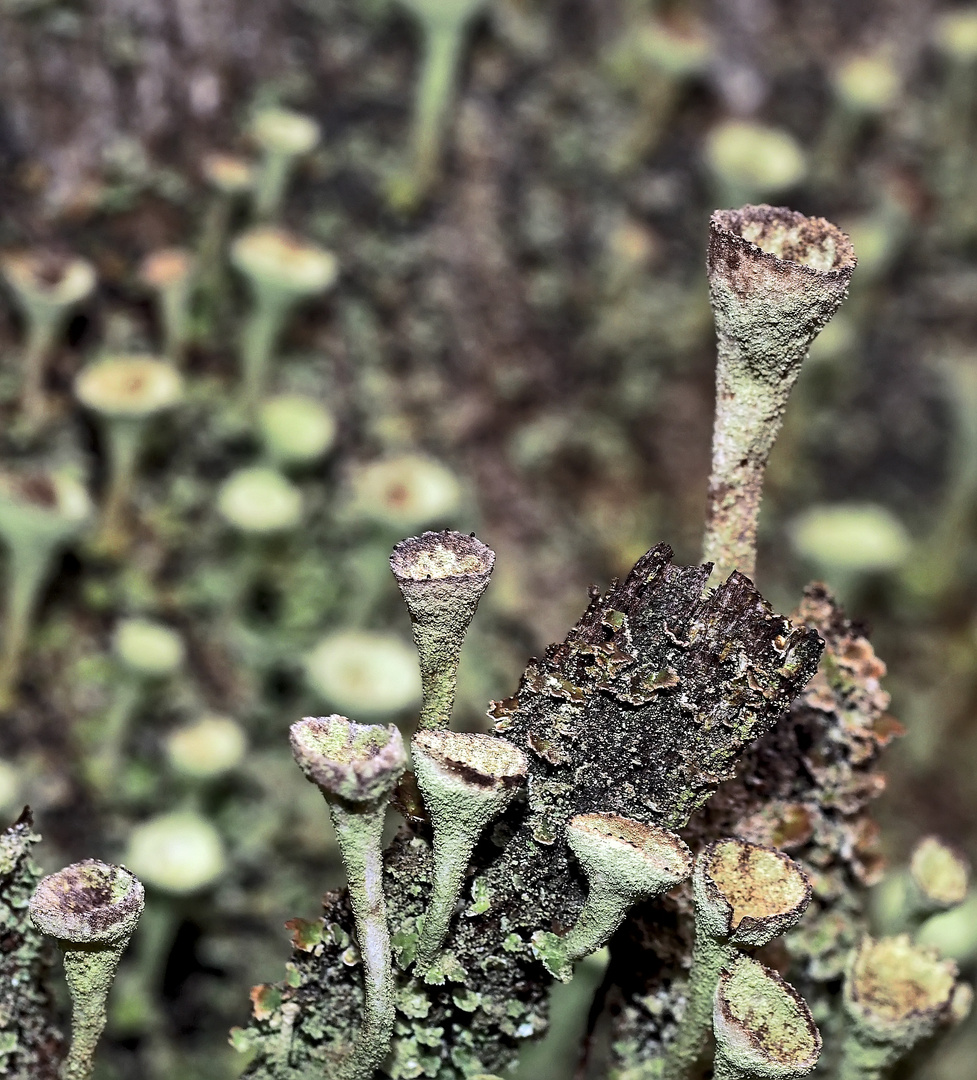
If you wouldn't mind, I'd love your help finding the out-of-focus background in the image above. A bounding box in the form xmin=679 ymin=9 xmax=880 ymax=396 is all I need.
xmin=1 ymin=0 xmax=976 ymax=1077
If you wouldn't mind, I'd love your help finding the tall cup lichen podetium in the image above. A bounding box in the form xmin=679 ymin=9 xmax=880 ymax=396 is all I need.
xmin=839 ymin=934 xmax=959 ymax=1080
xmin=230 ymin=227 xmax=338 ymax=414
xmin=289 ymin=715 xmax=407 ymax=1080
xmin=712 ymin=954 xmax=821 ymax=1080
xmin=662 ymin=838 xmax=812 ymax=1080
xmin=390 ymin=529 xmax=495 ymax=730
xmin=701 ymin=205 xmax=856 ymax=584
xmin=249 ymin=107 xmax=321 ymax=221
xmin=389 ymin=0 xmax=487 ymax=211
xmin=531 ymin=813 xmax=692 ymax=982
xmin=0 ymin=250 xmax=96 ymax=427
xmin=0 ymin=470 xmax=92 ymax=710
xmin=29 ymin=860 xmax=145 ymax=1080
xmin=411 ymin=729 xmax=527 ymax=973
xmin=73 ymin=354 xmax=184 ymax=554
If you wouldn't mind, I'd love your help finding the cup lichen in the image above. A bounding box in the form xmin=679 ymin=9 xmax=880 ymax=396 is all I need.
xmin=390 ymin=529 xmax=496 ymax=730
xmin=290 ymin=715 xmax=407 ymax=1080
xmin=532 ymin=813 xmax=692 ymax=982
xmin=713 ymin=954 xmax=821 ymax=1080
xmin=663 ymin=839 xmax=812 ymax=1080
xmin=701 ymin=205 xmax=856 ymax=584
xmin=29 ymin=860 xmax=145 ymax=1080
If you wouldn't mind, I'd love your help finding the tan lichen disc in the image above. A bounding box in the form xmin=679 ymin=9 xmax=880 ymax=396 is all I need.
xmin=230 ymin=226 xmax=338 ymax=298
xmin=290 ymin=714 xmax=408 ymax=804
xmin=390 ymin=529 xmax=495 ymax=583
xmin=714 ymin=955 xmax=821 ymax=1078
xmin=910 ymin=836 xmax=969 ymax=909
xmin=413 ymin=729 xmax=528 ymax=794
xmin=845 ymin=934 xmax=958 ymax=1047
xmin=567 ymin=813 xmax=693 ymax=899
xmin=30 ymin=859 xmax=144 ymax=945
xmin=74 ymin=354 xmax=184 ymax=418
xmin=202 ymin=153 xmax=254 ymax=194
xmin=138 ymin=248 xmax=195 ymax=289
xmin=696 ymin=838 xmax=811 ymax=946
xmin=2 ymin=250 xmax=96 ymax=310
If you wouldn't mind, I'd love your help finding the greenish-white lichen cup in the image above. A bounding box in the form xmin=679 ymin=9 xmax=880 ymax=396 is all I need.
xmin=390 ymin=529 xmax=496 ymax=730
xmin=411 ymin=729 xmax=527 ymax=973
xmin=290 ymin=715 xmax=407 ymax=1080
xmin=30 ymin=860 xmax=145 ymax=1080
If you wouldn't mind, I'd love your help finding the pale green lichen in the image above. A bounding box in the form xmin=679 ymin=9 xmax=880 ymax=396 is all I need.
xmin=839 ymin=934 xmax=959 ymax=1080
xmin=532 ymin=813 xmax=691 ymax=982
xmin=390 ymin=530 xmax=496 ymax=731
xmin=412 ymin=730 xmax=528 ymax=972
xmin=29 ymin=860 xmax=145 ymax=1080
xmin=712 ymin=955 xmax=820 ymax=1080
xmin=289 ymin=716 xmax=408 ymax=1080
xmin=701 ymin=205 xmax=855 ymax=584
xmin=663 ymin=840 xmax=811 ymax=1080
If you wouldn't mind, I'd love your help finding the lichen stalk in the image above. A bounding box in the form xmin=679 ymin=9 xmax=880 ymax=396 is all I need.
xmin=240 ymin=301 xmax=286 ymax=415
xmin=330 ymin=802 xmax=396 ymax=1080
xmin=59 ymin=941 xmax=126 ymax=1080
xmin=21 ymin=317 xmax=59 ymax=427
xmin=411 ymin=21 xmax=465 ymax=199
xmin=701 ymin=205 xmax=855 ymax=584
xmin=97 ymin=419 xmax=143 ymax=555
xmin=664 ymin=928 xmax=731 ymax=1080
xmin=0 ymin=534 xmax=56 ymax=709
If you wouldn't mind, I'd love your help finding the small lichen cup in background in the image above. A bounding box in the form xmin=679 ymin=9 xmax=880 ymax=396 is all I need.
xmin=304 ymin=630 xmax=421 ymax=719
xmin=712 ymin=954 xmax=821 ymax=1080
xmin=532 ymin=813 xmax=692 ymax=982
xmin=249 ymin=107 xmax=320 ymax=220
xmin=703 ymin=123 xmax=807 ymax=209
xmin=29 ymin=860 xmax=145 ymax=1080
xmin=197 ymin=153 xmax=253 ymax=328
xmin=663 ymin=838 xmax=812 ymax=1080
xmin=0 ymin=469 xmax=92 ymax=710
xmin=73 ymin=354 xmax=184 ymax=555
xmin=411 ymin=729 xmax=528 ymax=973
xmin=909 ymin=836 xmax=970 ymax=919
xmin=390 ymin=529 xmax=496 ymax=730
xmin=258 ymin=393 xmax=337 ymax=468
xmin=138 ymin=248 xmax=196 ymax=365
xmin=229 ymin=227 xmax=338 ymax=414
xmin=86 ymin=617 xmax=186 ymax=794
xmin=118 ymin=809 xmax=227 ymax=1035
xmin=1 ymin=250 xmax=96 ymax=427
xmin=839 ymin=934 xmax=960 ymax=1079
xmin=701 ymin=205 xmax=856 ymax=584
xmin=290 ymin=715 xmax=407 ymax=1080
